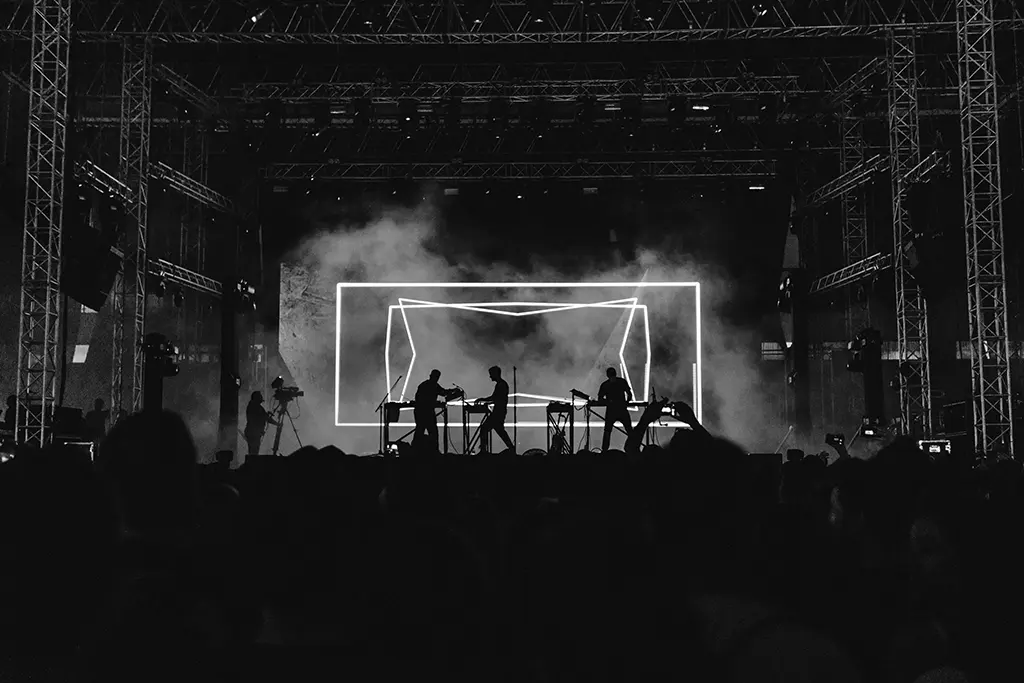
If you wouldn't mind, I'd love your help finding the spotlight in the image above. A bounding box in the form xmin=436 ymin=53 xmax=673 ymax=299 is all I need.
xmin=152 ymin=279 xmax=166 ymax=298
xmin=692 ymin=104 xmax=710 ymax=111
xmin=748 ymin=185 xmax=765 ymax=191
xmin=173 ymin=290 xmax=184 ymax=308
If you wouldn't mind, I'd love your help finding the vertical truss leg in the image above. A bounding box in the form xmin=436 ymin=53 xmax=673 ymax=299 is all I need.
xmin=112 ymin=39 xmax=152 ymax=417
xmin=178 ymin=123 xmax=208 ymax=354
xmin=16 ymin=0 xmax=71 ymax=446
xmin=888 ymin=27 xmax=933 ymax=437
xmin=958 ymin=0 xmax=1015 ymax=454
xmin=840 ymin=108 xmax=870 ymax=421
xmin=1 ymin=75 xmax=12 ymax=166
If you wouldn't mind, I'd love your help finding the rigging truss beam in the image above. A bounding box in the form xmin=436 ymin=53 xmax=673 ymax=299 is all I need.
xmin=74 ymin=159 xmax=130 ymax=204
xmin=804 ymin=148 xmax=950 ymax=211
xmin=2 ymin=0 xmax=1020 ymax=43
xmin=809 ymin=252 xmax=893 ymax=296
xmin=234 ymin=62 xmax=807 ymax=102
xmin=901 ymin=149 xmax=951 ymax=186
xmin=112 ymin=38 xmax=153 ymax=417
xmin=821 ymin=57 xmax=886 ymax=118
xmin=803 ymin=154 xmax=888 ymax=209
xmin=958 ymin=0 xmax=1015 ymax=454
xmin=148 ymin=258 xmax=222 ymax=299
xmin=150 ymin=160 xmax=236 ymax=214
xmin=888 ymin=27 xmax=933 ymax=438
xmin=153 ymin=63 xmax=222 ymax=117
xmin=16 ymin=0 xmax=71 ymax=446
xmin=264 ymin=158 xmax=776 ymax=182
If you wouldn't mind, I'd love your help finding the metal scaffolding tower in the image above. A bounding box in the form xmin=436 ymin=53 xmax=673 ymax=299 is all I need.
xmin=15 ymin=0 xmax=71 ymax=446
xmin=958 ymin=0 xmax=1015 ymax=453
xmin=178 ymin=124 xmax=208 ymax=350
xmin=111 ymin=38 xmax=152 ymax=416
xmin=888 ymin=27 xmax=933 ymax=437
xmin=840 ymin=102 xmax=871 ymax=421
xmin=840 ymin=108 xmax=872 ymax=334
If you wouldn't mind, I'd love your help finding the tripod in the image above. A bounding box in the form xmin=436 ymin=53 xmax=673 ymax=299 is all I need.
xmin=270 ymin=397 xmax=303 ymax=456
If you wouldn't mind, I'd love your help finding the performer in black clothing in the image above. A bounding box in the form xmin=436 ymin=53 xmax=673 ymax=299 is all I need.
xmin=413 ymin=369 xmax=462 ymax=452
xmin=84 ymin=398 xmax=110 ymax=441
xmin=476 ymin=365 xmax=514 ymax=453
xmin=598 ymin=367 xmax=633 ymax=451
xmin=244 ymin=391 xmax=278 ymax=456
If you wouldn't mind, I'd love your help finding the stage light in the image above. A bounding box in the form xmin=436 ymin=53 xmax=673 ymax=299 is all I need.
xmin=335 ymin=282 xmax=703 ymax=429
xmin=516 ymin=194 xmax=523 ymax=200
xmin=173 ymin=290 xmax=185 ymax=308
xmin=692 ymin=104 xmax=710 ymax=111
xmin=749 ymin=185 xmax=765 ymax=191
xmin=152 ymin=279 xmax=166 ymax=298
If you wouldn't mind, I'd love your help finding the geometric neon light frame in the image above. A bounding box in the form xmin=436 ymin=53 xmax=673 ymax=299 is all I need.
xmin=387 ymin=298 xmax=649 ymax=404
xmin=335 ymin=282 xmax=701 ymax=428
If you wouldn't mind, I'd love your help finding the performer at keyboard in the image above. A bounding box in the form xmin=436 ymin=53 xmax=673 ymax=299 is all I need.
xmin=598 ymin=367 xmax=633 ymax=451
xmin=475 ymin=365 xmax=515 ymax=453
xmin=413 ymin=369 xmax=462 ymax=452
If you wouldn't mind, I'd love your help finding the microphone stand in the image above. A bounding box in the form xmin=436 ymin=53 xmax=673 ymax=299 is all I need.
xmin=513 ymin=366 xmax=517 ymax=452
xmin=376 ymin=374 xmax=403 ymax=455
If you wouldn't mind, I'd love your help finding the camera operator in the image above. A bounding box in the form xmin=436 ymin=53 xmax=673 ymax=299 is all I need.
xmin=244 ymin=391 xmax=278 ymax=457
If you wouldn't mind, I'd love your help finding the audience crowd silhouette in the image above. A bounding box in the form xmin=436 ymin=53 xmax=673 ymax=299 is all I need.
xmin=0 ymin=400 xmax=1021 ymax=683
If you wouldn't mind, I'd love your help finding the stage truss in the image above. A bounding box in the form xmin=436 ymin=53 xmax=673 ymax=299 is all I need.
xmin=6 ymin=0 xmax=1019 ymax=450
xmin=111 ymin=38 xmax=152 ymax=416
xmin=15 ymin=0 xmax=71 ymax=446
xmin=958 ymin=0 xmax=1015 ymax=454
xmin=2 ymin=0 xmax=1023 ymax=43
xmin=888 ymin=27 xmax=933 ymax=438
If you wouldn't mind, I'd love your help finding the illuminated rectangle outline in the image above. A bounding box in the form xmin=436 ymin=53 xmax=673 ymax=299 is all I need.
xmin=335 ymin=282 xmax=702 ymax=428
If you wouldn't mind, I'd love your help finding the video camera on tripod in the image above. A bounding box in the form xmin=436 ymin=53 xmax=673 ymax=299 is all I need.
xmin=268 ymin=376 xmax=304 ymax=456
xmin=271 ymin=376 xmax=304 ymax=402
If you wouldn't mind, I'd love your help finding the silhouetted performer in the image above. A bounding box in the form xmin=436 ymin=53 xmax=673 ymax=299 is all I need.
xmin=244 ymin=391 xmax=278 ymax=456
xmin=85 ymin=398 xmax=110 ymax=441
xmin=476 ymin=365 xmax=514 ymax=453
xmin=598 ymin=367 xmax=633 ymax=451
xmin=412 ymin=369 xmax=461 ymax=452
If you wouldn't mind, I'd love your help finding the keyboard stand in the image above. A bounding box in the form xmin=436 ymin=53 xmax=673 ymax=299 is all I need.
xmin=546 ymin=402 xmax=574 ymax=455
xmin=464 ymin=406 xmax=491 ymax=454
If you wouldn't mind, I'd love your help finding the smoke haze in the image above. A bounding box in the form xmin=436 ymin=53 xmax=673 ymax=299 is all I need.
xmin=276 ymin=198 xmax=780 ymax=455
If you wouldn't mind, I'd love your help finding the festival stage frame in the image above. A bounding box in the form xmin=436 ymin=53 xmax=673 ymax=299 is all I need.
xmin=334 ymin=282 xmax=702 ymax=430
